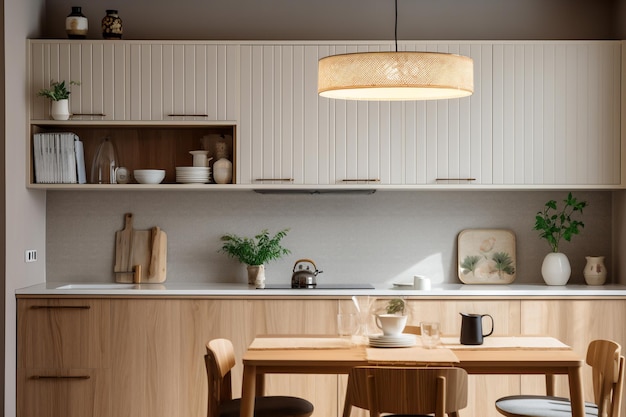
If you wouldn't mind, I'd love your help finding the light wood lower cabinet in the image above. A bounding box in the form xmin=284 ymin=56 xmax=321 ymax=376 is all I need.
xmin=16 ymin=297 xmax=626 ymax=417
xmin=17 ymin=298 xmax=111 ymax=417
xmin=520 ymin=299 xmax=626 ymax=402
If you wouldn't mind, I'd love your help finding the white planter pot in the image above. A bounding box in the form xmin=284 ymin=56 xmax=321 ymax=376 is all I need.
xmin=541 ymin=252 xmax=571 ymax=285
xmin=50 ymin=99 xmax=70 ymax=120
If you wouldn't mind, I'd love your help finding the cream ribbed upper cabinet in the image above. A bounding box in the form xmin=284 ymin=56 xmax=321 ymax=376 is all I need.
xmin=238 ymin=43 xmax=390 ymax=186
xmin=29 ymin=40 xmax=239 ymax=121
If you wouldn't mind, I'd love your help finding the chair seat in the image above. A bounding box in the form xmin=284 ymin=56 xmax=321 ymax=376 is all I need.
xmin=219 ymin=396 xmax=314 ymax=417
xmin=496 ymin=395 xmax=598 ymax=417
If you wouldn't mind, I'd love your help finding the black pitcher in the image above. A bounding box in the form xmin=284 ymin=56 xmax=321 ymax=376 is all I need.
xmin=460 ymin=313 xmax=494 ymax=345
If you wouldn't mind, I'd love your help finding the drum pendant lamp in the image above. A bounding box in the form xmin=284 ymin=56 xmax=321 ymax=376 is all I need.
xmin=317 ymin=0 xmax=474 ymax=101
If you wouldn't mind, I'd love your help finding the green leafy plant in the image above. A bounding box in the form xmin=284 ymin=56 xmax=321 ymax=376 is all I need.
xmin=219 ymin=228 xmax=291 ymax=266
xmin=37 ymin=80 xmax=80 ymax=101
xmin=534 ymin=192 xmax=587 ymax=253
xmin=386 ymin=298 xmax=405 ymax=315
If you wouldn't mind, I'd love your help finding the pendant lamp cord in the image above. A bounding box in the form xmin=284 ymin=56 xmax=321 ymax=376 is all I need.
xmin=394 ymin=0 xmax=398 ymax=52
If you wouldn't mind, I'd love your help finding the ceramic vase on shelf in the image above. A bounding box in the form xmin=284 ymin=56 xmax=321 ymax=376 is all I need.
xmin=101 ymin=9 xmax=123 ymax=39
xmin=583 ymin=256 xmax=607 ymax=286
xmin=66 ymin=6 xmax=88 ymax=39
xmin=50 ymin=99 xmax=70 ymax=121
xmin=541 ymin=252 xmax=571 ymax=286
xmin=213 ymin=140 xmax=233 ymax=184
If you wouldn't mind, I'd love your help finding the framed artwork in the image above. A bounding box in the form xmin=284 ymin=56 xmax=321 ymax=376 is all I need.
xmin=457 ymin=229 xmax=516 ymax=284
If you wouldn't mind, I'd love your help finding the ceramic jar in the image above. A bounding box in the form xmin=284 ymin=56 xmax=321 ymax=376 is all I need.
xmin=541 ymin=252 xmax=571 ymax=286
xmin=101 ymin=10 xmax=123 ymax=39
xmin=583 ymin=256 xmax=607 ymax=285
xmin=66 ymin=6 xmax=88 ymax=39
xmin=213 ymin=141 xmax=233 ymax=184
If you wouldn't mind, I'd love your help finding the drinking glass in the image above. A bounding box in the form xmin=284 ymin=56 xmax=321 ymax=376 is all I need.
xmin=420 ymin=321 xmax=441 ymax=349
xmin=337 ymin=313 xmax=358 ymax=340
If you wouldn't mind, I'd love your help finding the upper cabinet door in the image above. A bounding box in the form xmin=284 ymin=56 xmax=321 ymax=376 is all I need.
xmin=29 ymin=40 xmax=239 ymax=121
xmin=397 ymin=41 xmax=622 ymax=186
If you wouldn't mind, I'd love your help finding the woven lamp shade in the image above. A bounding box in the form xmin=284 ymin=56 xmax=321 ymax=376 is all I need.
xmin=318 ymin=51 xmax=474 ymax=101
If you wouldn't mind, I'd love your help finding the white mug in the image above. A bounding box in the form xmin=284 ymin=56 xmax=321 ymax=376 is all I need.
xmin=414 ymin=275 xmax=431 ymax=290
xmin=375 ymin=314 xmax=408 ymax=336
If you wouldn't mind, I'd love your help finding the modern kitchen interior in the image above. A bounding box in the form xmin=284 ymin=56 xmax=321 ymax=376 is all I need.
xmin=6 ymin=1 xmax=626 ymax=417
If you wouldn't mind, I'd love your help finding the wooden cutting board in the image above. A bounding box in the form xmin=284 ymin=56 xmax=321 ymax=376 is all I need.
xmin=114 ymin=213 xmax=167 ymax=283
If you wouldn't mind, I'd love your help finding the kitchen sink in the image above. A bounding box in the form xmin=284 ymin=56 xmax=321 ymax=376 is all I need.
xmin=55 ymin=283 xmax=137 ymax=290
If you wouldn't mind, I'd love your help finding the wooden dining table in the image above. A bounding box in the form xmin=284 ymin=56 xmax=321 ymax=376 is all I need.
xmin=240 ymin=335 xmax=585 ymax=417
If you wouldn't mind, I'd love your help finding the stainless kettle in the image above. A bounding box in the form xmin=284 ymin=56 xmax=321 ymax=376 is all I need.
xmin=291 ymin=259 xmax=323 ymax=288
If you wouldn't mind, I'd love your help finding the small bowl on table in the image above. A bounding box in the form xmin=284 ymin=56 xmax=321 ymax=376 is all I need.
xmin=133 ymin=169 xmax=165 ymax=184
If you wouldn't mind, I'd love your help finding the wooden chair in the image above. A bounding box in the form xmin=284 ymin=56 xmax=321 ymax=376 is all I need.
xmin=342 ymin=366 xmax=468 ymax=417
xmin=403 ymin=325 xmax=422 ymax=335
xmin=205 ymin=338 xmax=314 ymax=417
xmin=496 ymin=339 xmax=625 ymax=417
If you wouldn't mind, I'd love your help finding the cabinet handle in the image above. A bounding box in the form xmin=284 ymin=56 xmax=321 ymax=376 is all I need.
xmin=435 ymin=178 xmax=476 ymax=182
xmin=341 ymin=179 xmax=381 ymax=183
xmin=31 ymin=375 xmax=91 ymax=380
xmin=30 ymin=305 xmax=91 ymax=310
xmin=71 ymin=113 xmax=106 ymax=117
xmin=167 ymin=114 xmax=209 ymax=117
xmin=255 ymin=178 xmax=294 ymax=182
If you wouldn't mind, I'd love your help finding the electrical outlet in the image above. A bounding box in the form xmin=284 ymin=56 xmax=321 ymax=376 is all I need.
xmin=24 ymin=250 xmax=37 ymax=263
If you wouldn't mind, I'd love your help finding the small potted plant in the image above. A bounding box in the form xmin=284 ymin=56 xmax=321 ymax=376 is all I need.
xmin=38 ymin=80 xmax=80 ymax=120
xmin=533 ymin=192 xmax=587 ymax=285
xmin=219 ymin=228 xmax=291 ymax=287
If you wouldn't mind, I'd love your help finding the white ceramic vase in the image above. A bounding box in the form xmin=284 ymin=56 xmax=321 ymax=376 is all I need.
xmin=541 ymin=252 xmax=571 ymax=285
xmin=583 ymin=256 xmax=607 ymax=286
xmin=247 ymin=265 xmax=265 ymax=288
xmin=50 ymin=99 xmax=70 ymax=120
xmin=213 ymin=158 xmax=233 ymax=184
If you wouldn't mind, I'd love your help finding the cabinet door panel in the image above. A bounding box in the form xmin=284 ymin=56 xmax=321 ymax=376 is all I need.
xmin=110 ymin=300 xmax=182 ymax=417
xmin=17 ymin=299 xmax=110 ymax=369
xmin=30 ymin=41 xmax=239 ymax=121
xmin=17 ymin=368 xmax=111 ymax=417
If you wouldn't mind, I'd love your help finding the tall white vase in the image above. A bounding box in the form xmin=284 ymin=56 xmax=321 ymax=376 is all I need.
xmin=541 ymin=252 xmax=571 ymax=285
xmin=50 ymin=99 xmax=70 ymax=120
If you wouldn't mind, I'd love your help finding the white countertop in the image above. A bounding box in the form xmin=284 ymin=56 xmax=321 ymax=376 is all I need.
xmin=15 ymin=282 xmax=626 ymax=297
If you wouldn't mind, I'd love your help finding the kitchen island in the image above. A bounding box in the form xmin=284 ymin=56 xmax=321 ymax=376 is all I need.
xmin=16 ymin=284 xmax=626 ymax=417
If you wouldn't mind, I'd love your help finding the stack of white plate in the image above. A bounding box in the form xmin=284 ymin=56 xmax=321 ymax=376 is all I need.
xmin=369 ymin=333 xmax=417 ymax=348
xmin=176 ymin=166 xmax=211 ymax=184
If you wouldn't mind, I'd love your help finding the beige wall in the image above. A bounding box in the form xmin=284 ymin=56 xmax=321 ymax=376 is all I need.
xmin=5 ymin=1 xmax=46 ymax=416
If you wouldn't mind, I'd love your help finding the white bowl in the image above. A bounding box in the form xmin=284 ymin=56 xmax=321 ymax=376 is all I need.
xmin=134 ymin=169 xmax=165 ymax=184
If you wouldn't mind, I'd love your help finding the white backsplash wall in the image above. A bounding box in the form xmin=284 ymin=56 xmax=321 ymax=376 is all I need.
xmin=46 ymin=190 xmax=612 ymax=286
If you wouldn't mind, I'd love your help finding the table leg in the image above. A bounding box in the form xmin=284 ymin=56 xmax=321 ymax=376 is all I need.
xmin=545 ymin=374 xmax=555 ymax=396
xmin=568 ymin=366 xmax=585 ymax=417
xmin=241 ymin=364 xmax=257 ymax=417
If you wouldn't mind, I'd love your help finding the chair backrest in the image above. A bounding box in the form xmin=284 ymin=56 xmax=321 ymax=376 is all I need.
xmin=344 ymin=366 xmax=468 ymax=417
xmin=585 ymin=339 xmax=624 ymax=417
xmin=403 ymin=325 xmax=422 ymax=335
xmin=205 ymin=338 xmax=237 ymax=417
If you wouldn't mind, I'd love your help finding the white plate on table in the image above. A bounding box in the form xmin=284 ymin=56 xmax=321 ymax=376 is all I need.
xmin=392 ymin=282 xmax=414 ymax=288
xmin=369 ymin=333 xmax=417 ymax=348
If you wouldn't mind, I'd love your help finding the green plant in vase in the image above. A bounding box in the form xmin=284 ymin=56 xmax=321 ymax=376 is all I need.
xmin=533 ymin=192 xmax=587 ymax=285
xmin=219 ymin=228 xmax=290 ymax=287
xmin=38 ymin=80 xmax=80 ymax=120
